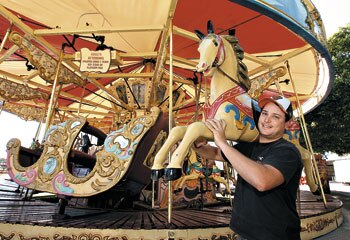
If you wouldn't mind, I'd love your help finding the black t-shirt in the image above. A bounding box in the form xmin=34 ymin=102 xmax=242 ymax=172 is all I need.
xmin=224 ymin=138 xmax=303 ymax=240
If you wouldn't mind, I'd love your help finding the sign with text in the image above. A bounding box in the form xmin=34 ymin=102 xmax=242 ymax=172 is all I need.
xmin=79 ymin=48 xmax=111 ymax=73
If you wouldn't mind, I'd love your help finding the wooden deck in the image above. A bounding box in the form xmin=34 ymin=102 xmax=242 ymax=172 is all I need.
xmin=0 ymin=174 xmax=343 ymax=240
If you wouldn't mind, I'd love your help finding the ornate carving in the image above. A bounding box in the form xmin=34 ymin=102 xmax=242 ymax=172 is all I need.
xmin=0 ymin=233 xmax=15 ymax=240
xmin=248 ymin=66 xmax=287 ymax=99
xmin=90 ymin=107 xmax=161 ymax=191
xmin=3 ymin=102 xmax=45 ymax=121
xmin=7 ymin=108 xmax=161 ymax=197
xmin=301 ymin=217 xmax=336 ymax=233
xmin=9 ymin=32 xmax=85 ymax=86
xmin=16 ymin=234 xmax=125 ymax=240
xmin=0 ymin=78 xmax=49 ymax=102
xmin=143 ymin=130 xmax=167 ymax=168
xmin=112 ymin=78 xmax=152 ymax=109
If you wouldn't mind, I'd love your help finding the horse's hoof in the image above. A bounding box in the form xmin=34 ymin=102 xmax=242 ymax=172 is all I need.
xmin=151 ymin=169 xmax=165 ymax=181
xmin=164 ymin=168 xmax=182 ymax=181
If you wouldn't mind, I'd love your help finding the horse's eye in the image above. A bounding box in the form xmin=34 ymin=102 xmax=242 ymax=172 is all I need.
xmin=212 ymin=39 xmax=218 ymax=47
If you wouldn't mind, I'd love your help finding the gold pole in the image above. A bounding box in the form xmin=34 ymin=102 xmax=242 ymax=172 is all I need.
xmin=50 ymin=83 xmax=63 ymax=122
xmin=34 ymin=114 xmax=45 ymax=141
xmin=285 ymin=61 xmax=327 ymax=208
xmin=0 ymin=23 xmax=12 ymax=53
xmin=77 ymin=86 xmax=86 ymax=116
xmin=167 ymin=20 xmax=173 ymax=225
xmin=152 ymin=179 xmax=155 ymax=209
xmin=43 ymin=49 xmax=64 ymax=135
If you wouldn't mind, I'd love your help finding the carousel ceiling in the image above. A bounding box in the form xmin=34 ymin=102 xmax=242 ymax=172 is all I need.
xmin=0 ymin=0 xmax=333 ymax=132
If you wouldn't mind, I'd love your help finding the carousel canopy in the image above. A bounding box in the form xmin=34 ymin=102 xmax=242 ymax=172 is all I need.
xmin=0 ymin=0 xmax=333 ymax=132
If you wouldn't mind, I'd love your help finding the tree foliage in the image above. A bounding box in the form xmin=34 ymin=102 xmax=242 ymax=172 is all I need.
xmin=303 ymin=24 xmax=350 ymax=155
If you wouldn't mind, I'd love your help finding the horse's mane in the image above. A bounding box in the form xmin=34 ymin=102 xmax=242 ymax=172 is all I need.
xmin=222 ymin=35 xmax=250 ymax=90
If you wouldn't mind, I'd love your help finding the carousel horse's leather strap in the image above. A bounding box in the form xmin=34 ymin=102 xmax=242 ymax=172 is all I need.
xmin=218 ymin=66 xmax=247 ymax=91
xmin=212 ymin=35 xmax=225 ymax=67
xmin=203 ymin=86 xmax=252 ymax=119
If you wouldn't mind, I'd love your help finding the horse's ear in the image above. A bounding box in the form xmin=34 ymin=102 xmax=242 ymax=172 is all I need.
xmin=207 ymin=20 xmax=214 ymax=34
xmin=194 ymin=29 xmax=205 ymax=40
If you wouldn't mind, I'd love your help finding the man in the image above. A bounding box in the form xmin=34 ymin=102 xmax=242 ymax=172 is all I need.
xmin=193 ymin=95 xmax=303 ymax=240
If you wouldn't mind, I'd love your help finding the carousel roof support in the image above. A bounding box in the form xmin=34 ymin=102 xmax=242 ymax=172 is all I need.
xmin=0 ymin=70 xmax=114 ymax=113
xmin=57 ymin=106 xmax=111 ymax=116
xmin=64 ymin=59 xmax=133 ymax=111
xmin=44 ymin=50 xmax=64 ymax=135
xmin=86 ymin=72 xmax=153 ymax=78
xmin=285 ymin=61 xmax=327 ymax=208
xmin=0 ymin=5 xmax=131 ymax=113
xmin=167 ymin=17 xmax=174 ymax=225
xmin=248 ymin=45 xmax=313 ymax=76
xmin=33 ymin=25 xmax=164 ymax=36
xmin=149 ymin=0 xmax=178 ymax=110
xmin=0 ymin=23 xmax=12 ymax=53
xmin=0 ymin=45 xmax=18 ymax=63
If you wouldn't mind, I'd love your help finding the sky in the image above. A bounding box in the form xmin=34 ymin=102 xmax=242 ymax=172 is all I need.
xmin=1 ymin=1 xmax=350 ymax=159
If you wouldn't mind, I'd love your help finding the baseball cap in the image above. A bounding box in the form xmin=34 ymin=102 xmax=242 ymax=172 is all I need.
xmin=258 ymin=95 xmax=293 ymax=121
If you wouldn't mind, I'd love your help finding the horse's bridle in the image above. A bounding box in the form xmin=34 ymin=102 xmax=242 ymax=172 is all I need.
xmin=210 ymin=35 xmax=248 ymax=91
xmin=211 ymin=35 xmax=225 ymax=68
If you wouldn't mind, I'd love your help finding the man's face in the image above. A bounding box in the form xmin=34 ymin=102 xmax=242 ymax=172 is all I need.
xmin=258 ymin=102 xmax=287 ymax=143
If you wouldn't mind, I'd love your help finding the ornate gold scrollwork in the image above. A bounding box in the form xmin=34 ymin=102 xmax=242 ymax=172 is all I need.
xmin=143 ymin=130 xmax=167 ymax=168
xmin=9 ymin=32 xmax=85 ymax=86
xmin=7 ymin=108 xmax=161 ymax=197
xmin=3 ymin=102 xmax=45 ymax=121
xmin=248 ymin=66 xmax=287 ymax=99
xmin=0 ymin=78 xmax=49 ymax=102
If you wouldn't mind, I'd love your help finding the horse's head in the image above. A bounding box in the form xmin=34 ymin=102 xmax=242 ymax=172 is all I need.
xmin=195 ymin=21 xmax=225 ymax=77
xmin=195 ymin=21 xmax=250 ymax=90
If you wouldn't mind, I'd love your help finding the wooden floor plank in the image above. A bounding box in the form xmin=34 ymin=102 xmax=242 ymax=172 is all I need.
xmin=0 ymin=177 xmax=342 ymax=231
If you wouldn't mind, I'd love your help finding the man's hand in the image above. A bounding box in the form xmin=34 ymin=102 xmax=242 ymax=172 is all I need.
xmin=193 ymin=136 xmax=208 ymax=149
xmin=204 ymin=119 xmax=227 ymax=148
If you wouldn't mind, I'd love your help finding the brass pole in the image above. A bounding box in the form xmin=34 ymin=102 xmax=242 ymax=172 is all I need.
xmin=77 ymin=86 xmax=86 ymax=116
xmin=43 ymin=49 xmax=64 ymax=135
xmin=51 ymin=83 xmax=63 ymax=121
xmin=151 ymin=179 xmax=155 ymax=209
xmin=0 ymin=23 xmax=12 ymax=53
xmin=285 ymin=61 xmax=327 ymax=208
xmin=34 ymin=114 xmax=45 ymax=141
xmin=167 ymin=20 xmax=173 ymax=225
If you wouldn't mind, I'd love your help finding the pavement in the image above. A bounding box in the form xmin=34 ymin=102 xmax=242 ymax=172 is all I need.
xmin=315 ymin=182 xmax=350 ymax=239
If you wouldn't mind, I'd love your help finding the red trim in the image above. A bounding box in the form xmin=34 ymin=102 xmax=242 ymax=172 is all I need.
xmin=203 ymin=86 xmax=252 ymax=119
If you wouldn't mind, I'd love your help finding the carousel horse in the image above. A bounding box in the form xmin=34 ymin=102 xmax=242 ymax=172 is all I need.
xmin=151 ymin=20 xmax=258 ymax=180
xmin=174 ymin=148 xmax=233 ymax=195
xmin=151 ymin=21 xmax=318 ymax=194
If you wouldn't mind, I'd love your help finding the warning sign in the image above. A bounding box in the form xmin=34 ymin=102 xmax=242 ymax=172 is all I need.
xmin=79 ymin=48 xmax=111 ymax=73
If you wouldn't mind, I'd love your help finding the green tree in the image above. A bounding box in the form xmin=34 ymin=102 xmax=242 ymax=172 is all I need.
xmin=304 ymin=24 xmax=350 ymax=155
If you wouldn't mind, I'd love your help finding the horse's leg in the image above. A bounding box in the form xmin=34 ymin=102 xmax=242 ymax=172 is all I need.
xmin=165 ymin=122 xmax=213 ymax=180
xmin=174 ymin=173 xmax=200 ymax=193
xmin=151 ymin=126 xmax=187 ymax=180
xmin=211 ymin=174 xmax=231 ymax=195
xmin=224 ymin=164 xmax=237 ymax=185
xmin=296 ymin=144 xmax=319 ymax=193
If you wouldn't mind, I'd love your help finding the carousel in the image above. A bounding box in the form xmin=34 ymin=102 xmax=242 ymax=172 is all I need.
xmin=0 ymin=0 xmax=342 ymax=239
